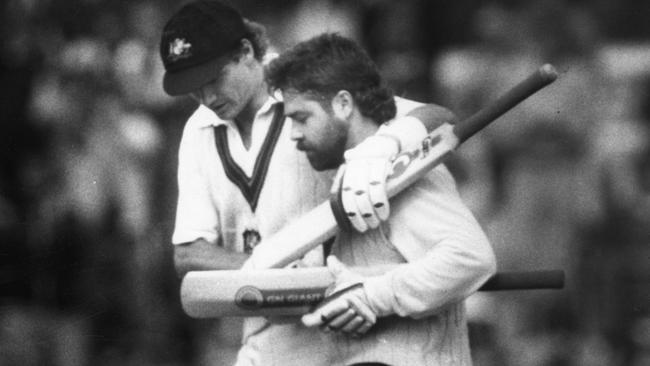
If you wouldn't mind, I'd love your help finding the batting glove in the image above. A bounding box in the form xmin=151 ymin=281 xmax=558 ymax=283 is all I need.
xmin=336 ymin=115 xmax=431 ymax=233
xmin=302 ymin=256 xmax=377 ymax=336
xmin=336 ymin=134 xmax=399 ymax=233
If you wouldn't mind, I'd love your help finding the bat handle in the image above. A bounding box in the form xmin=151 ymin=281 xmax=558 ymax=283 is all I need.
xmin=453 ymin=64 xmax=559 ymax=143
xmin=479 ymin=270 xmax=565 ymax=291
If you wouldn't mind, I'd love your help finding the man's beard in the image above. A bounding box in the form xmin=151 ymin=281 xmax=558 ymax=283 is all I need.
xmin=306 ymin=149 xmax=344 ymax=171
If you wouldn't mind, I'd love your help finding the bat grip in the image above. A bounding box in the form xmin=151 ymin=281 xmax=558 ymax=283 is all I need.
xmin=453 ymin=64 xmax=559 ymax=143
xmin=479 ymin=270 xmax=565 ymax=291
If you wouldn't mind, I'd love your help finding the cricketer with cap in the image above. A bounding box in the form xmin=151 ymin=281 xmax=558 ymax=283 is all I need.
xmin=266 ymin=33 xmax=497 ymax=366
xmin=159 ymin=1 xmax=458 ymax=365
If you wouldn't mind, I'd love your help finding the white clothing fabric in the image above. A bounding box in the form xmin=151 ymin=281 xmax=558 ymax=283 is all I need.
xmin=172 ymin=97 xmax=335 ymax=366
xmin=326 ymin=100 xmax=496 ymax=366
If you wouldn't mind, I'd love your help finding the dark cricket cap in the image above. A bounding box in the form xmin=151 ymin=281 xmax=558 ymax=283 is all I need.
xmin=160 ymin=0 xmax=249 ymax=96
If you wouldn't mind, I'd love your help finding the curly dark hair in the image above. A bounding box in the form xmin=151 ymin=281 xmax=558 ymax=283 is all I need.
xmin=266 ymin=33 xmax=396 ymax=124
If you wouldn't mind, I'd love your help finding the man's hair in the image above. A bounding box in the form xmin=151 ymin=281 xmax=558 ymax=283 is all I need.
xmin=234 ymin=18 xmax=269 ymax=62
xmin=219 ymin=18 xmax=270 ymax=62
xmin=266 ymin=33 xmax=396 ymax=124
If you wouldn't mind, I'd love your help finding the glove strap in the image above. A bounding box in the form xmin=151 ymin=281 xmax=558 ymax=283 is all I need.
xmin=329 ymin=170 xmax=355 ymax=232
xmin=311 ymin=282 xmax=364 ymax=312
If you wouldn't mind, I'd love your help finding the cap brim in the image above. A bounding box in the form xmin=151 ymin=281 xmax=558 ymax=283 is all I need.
xmin=163 ymin=57 xmax=229 ymax=96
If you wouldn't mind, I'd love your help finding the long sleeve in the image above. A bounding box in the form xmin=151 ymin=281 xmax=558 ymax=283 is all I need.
xmin=363 ymin=164 xmax=496 ymax=318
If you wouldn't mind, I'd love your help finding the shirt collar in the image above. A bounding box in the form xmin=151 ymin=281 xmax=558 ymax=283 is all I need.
xmin=196 ymin=96 xmax=280 ymax=129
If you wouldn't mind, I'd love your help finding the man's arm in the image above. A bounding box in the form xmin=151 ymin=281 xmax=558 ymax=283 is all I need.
xmin=174 ymin=239 xmax=249 ymax=277
xmin=172 ymin=115 xmax=251 ymax=277
xmin=406 ymin=104 xmax=457 ymax=133
xmin=363 ymin=166 xmax=496 ymax=318
xmin=372 ymin=102 xmax=457 ymax=154
xmin=379 ymin=99 xmax=457 ymax=151
xmin=305 ymin=165 xmax=496 ymax=333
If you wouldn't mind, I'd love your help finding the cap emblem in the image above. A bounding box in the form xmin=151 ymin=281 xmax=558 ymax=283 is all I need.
xmin=168 ymin=38 xmax=192 ymax=62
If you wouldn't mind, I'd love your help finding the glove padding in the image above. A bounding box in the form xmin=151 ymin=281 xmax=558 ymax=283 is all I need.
xmin=302 ymin=256 xmax=377 ymax=336
xmin=335 ymin=134 xmax=399 ymax=232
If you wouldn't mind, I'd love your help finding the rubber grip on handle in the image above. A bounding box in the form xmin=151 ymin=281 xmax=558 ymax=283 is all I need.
xmin=479 ymin=270 xmax=565 ymax=291
xmin=453 ymin=64 xmax=559 ymax=143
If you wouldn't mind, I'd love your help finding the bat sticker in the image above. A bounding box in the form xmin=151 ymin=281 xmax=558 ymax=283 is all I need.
xmin=388 ymin=151 xmax=419 ymax=180
xmin=235 ymin=286 xmax=265 ymax=310
xmin=421 ymin=134 xmax=442 ymax=157
xmin=387 ymin=134 xmax=443 ymax=180
xmin=235 ymin=286 xmax=325 ymax=310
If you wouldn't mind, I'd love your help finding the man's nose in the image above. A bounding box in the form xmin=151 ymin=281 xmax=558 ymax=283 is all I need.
xmin=290 ymin=124 xmax=303 ymax=141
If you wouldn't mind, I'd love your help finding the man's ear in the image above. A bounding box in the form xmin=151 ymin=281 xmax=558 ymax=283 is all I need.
xmin=331 ymin=90 xmax=354 ymax=120
xmin=239 ymin=39 xmax=255 ymax=64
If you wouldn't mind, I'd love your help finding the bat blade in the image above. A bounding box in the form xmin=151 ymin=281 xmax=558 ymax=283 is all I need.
xmin=181 ymin=267 xmax=565 ymax=318
xmin=247 ymin=64 xmax=559 ymax=270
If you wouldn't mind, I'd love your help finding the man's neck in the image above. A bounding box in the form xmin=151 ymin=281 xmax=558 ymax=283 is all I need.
xmin=346 ymin=113 xmax=380 ymax=150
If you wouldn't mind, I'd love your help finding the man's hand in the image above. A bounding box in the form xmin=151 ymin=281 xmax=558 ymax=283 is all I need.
xmin=335 ymin=134 xmax=399 ymax=232
xmin=302 ymin=256 xmax=378 ymax=336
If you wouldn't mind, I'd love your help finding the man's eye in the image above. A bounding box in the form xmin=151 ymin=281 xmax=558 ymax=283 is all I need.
xmin=291 ymin=115 xmax=307 ymax=124
xmin=207 ymin=72 xmax=225 ymax=85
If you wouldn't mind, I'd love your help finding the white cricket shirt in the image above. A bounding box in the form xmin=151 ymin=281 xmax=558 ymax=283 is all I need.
xmin=172 ymin=98 xmax=333 ymax=256
xmin=326 ymin=99 xmax=497 ymax=366
xmin=172 ymin=98 xmax=335 ymax=366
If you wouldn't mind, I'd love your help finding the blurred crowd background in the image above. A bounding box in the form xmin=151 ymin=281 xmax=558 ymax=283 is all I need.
xmin=1 ymin=0 xmax=649 ymax=365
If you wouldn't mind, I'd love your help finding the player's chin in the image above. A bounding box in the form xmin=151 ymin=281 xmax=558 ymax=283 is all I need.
xmin=213 ymin=103 xmax=237 ymax=120
xmin=215 ymin=110 xmax=234 ymax=120
xmin=306 ymin=153 xmax=338 ymax=171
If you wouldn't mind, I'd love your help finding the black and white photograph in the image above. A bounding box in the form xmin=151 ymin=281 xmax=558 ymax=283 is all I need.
xmin=1 ymin=1 xmax=648 ymax=365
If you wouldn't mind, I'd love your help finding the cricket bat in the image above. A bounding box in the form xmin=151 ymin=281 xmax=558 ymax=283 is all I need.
xmin=244 ymin=64 xmax=559 ymax=270
xmin=181 ymin=267 xmax=565 ymax=318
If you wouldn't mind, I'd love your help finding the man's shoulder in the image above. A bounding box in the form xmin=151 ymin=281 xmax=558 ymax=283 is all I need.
xmin=393 ymin=96 xmax=424 ymax=110
xmin=184 ymin=105 xmax=223 ymax=131
xmin=394 ymin=97 xmax=452 ymax=117
xmin=393 ymin=96 xmax=456 ymax=125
